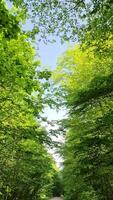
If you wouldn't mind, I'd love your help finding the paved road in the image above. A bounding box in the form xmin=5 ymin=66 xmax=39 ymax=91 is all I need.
xmin=50 ymin=198 xmax=62 ymax=200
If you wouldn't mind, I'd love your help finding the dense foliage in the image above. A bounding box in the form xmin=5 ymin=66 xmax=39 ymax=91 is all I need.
xmin=1 ymin=0 xmax=113 ymax=199
xmin=52 ymin=170 xmax=63 ymax=197
xmin=54 ymin=35 xmax=113 ymax=200
xmin=7 ymin=0 xmax=113 ymax=43
xmin=0 ymin=1 xmax=57 ymax=200
xmin=50 ymin=1 xmax=113 ymax=199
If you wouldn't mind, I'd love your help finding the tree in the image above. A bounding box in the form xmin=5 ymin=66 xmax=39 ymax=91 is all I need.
xmin=0 ymin=5 xmax=55 ymax=198
xmin=53 ymin=39 xmax=113 ymax=200
xmin=0 ymin=1 xmax=20 ymax=38
xmin=4 ymin=0 xmax=113 ymax=43
xmin=52 ymin=169 xmax=63 ymax=197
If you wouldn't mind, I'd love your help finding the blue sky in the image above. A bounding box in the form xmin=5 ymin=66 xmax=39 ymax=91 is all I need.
xmin=39 ymin=38 xmax=68 ymax=167
xmin=39 ymin=38 xmax=68 ymax=122
xmin=39 ymin=38 xmax=68 ymax=70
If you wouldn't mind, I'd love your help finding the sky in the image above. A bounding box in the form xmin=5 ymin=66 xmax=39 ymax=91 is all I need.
xmin=39 ymin=37 xmax=68 ymax=123
xmin=39 ymin=38 xmax=68 ymax=69
xmin=38 ymin=39 xmax=68 ymax=167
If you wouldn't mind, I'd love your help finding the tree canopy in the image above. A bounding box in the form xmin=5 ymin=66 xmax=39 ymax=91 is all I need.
xmin=0 ymin=0 xmax=113 ymax=200
xmin=6 ymin=0 xmax=113 ymax=43
xmin=0 ymin=1 xmax=59 ymax=199
xmin=53 ymin=35 xmax=113 ymax=200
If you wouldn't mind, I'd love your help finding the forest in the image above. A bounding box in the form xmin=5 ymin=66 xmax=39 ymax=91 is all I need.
xmin=0 ymin=0 xmax=113 ymax=200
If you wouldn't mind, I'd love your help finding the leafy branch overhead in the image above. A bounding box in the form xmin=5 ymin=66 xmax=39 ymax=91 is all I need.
xmin=0 ymin=0 xmax=113 ymax=200
xmin=7 ymin=0 xmax=113 ymax=43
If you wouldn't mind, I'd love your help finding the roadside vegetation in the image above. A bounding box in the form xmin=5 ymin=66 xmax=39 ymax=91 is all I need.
xmin=0 ymin=0 xmax=113 ymax=200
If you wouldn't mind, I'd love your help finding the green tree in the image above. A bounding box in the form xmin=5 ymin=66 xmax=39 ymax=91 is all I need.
xmin=0 ymin=7 xmax=54 ymax=198
xmin=53 ymin=39 xmax=113 ymax=200
xmin=52 ymin=169 xmax=63 ymax=197
xmin=5 ymin=0 xmax=113 ymax=43
xmin=0 ymin=0 xmax=20 ymax=38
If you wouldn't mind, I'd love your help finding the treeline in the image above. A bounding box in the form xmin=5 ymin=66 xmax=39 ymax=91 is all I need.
xmin=0 ymin=0 xmax=113 ymax=200
xmin=0 ymin=1 xmax=62 ymax=199
xmin=53 ymin=1 xmax=113 ymax=200
xmin=55 ymin=40 xmax=113 ymax=200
